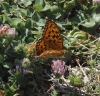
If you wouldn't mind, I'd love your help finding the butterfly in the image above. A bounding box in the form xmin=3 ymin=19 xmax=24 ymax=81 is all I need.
xmin=35 ymin=20 xmax=68 ymax=58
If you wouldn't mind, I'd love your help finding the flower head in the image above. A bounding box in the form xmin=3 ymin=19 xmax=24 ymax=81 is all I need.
xmin=0 ymin=25 xmax=3 ymax=29
xmin=51 ymin=60 xmax=67 ymax=76
xmin=7 ymin=28 xmax=16 ymax=38
xmin=14 ymin=65 xmax=30 ymax=75
xmin=22 ymin=58 xmax=31 ymax=68
xmin=93 ymin=0 xmax=100 ymax=4
xmin=0 ymin=25 xmax=9 ymax=36
xmin=23 ymin=69 xmax=30 ymax=74
xmin=16 ymin=65 xmax=21 ymax=71
xmin=0 ymin=25 xmax=16 ymax=38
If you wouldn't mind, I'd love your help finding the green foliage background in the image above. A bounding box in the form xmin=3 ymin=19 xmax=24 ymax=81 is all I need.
xmin=0 ymin=0 xmax=100 ymax=96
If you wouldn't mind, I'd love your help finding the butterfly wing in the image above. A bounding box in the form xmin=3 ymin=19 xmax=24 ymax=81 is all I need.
xmin=36 ymin=49 xmax=68 ymax=58
xmin=26 ymin=43 xmax=36 ymax=57
xmin=36 ymin=38 xmax=45 ymax=56
xmin=42 ymin=20 xmax=63 ymax=50
xmin=36 ymin=20 xmax=63 ymax=56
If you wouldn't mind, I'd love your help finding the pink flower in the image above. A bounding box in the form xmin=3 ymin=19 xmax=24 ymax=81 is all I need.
xmin=22 ymin=58 xmax=31 ymax=68
xmin=51 ymin=60 xmax=67 ymax=75
xmin=23 ymin=58 xmax=28 ymax=63
xmin=1 ymin=26 xmax=9 ymax=33
xmin=16 ymin=66 xmax=21 ymax=71
xmin=0 ymin=25 xmax=3 ymax=29
xmin=15 ymin=65 xmax=30 ymax=74
xmin=23 ymin=69 xmax=29 ymax=74
xmin=93 ymin=0 xmax=100 ymax=4
xmin=0 ymin=25 xmax=9 ymax=35
xmin=7 ymin=28 xmax=16 ymax=38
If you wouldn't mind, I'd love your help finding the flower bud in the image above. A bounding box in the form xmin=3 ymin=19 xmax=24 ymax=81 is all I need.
xmin=22 ymin=58 xmax=31 ymax=68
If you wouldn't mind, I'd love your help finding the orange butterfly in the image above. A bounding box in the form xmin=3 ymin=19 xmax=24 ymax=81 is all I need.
xmin=35 ymin=20 xmax=68 ymax=58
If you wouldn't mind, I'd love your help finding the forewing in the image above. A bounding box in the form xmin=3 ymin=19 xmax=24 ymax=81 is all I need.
xmin=42 ymin=20 xmax=63 ymax=50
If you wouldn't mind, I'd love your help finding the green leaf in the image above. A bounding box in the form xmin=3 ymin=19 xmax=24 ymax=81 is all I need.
xmin=0 ymin=55 xmax=3 ymax=63
xmin=92 ymin=13 xmax=100 ymax=23
xmin=20 ymin=9 xmax=28 ymax=17
xmin=34 ymin=0 xmax=45 ymax=11
xmin=81 ymin=19 xmax=96 ymax=28
xmin=69 ymin=74 xmax=83 ymax=86
xmin=1 ymin=2 xmax=10 ymax=13
xmin=0 ymin=16 xmax=3 ymax=23
xmin=2 ymin=15 xmax=6 ymax=23
xmin=11 ymin=18 xmax=23 ymax=26
xmin=27 ymin=37 xmax=35 ymax=43
xmin=74 ymin=76 xmax=83 ymax=86
xmin=3 ymin=62 xmax=12 ymax=68
xmin=25 ymin=19 xmax=32 ymax=29
xmin=36 ymin=19 xmax=45 ymax=26
xmin=73 ymin=31 xmax=86 ymax=39
xmin=21 ymin=0 xmax=32 ymax=7
xmin=35 ymin=0 xmax=44 ymax=5
xmin=32 ymin=11 xmax=40 ymax=22
xmin=42 ymin=4 xmax=50 ymax=11
xmin=50 ymin=5 xmax=60 ymax=12
xmin=34 ymin=4 xmax=43 ymax=11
